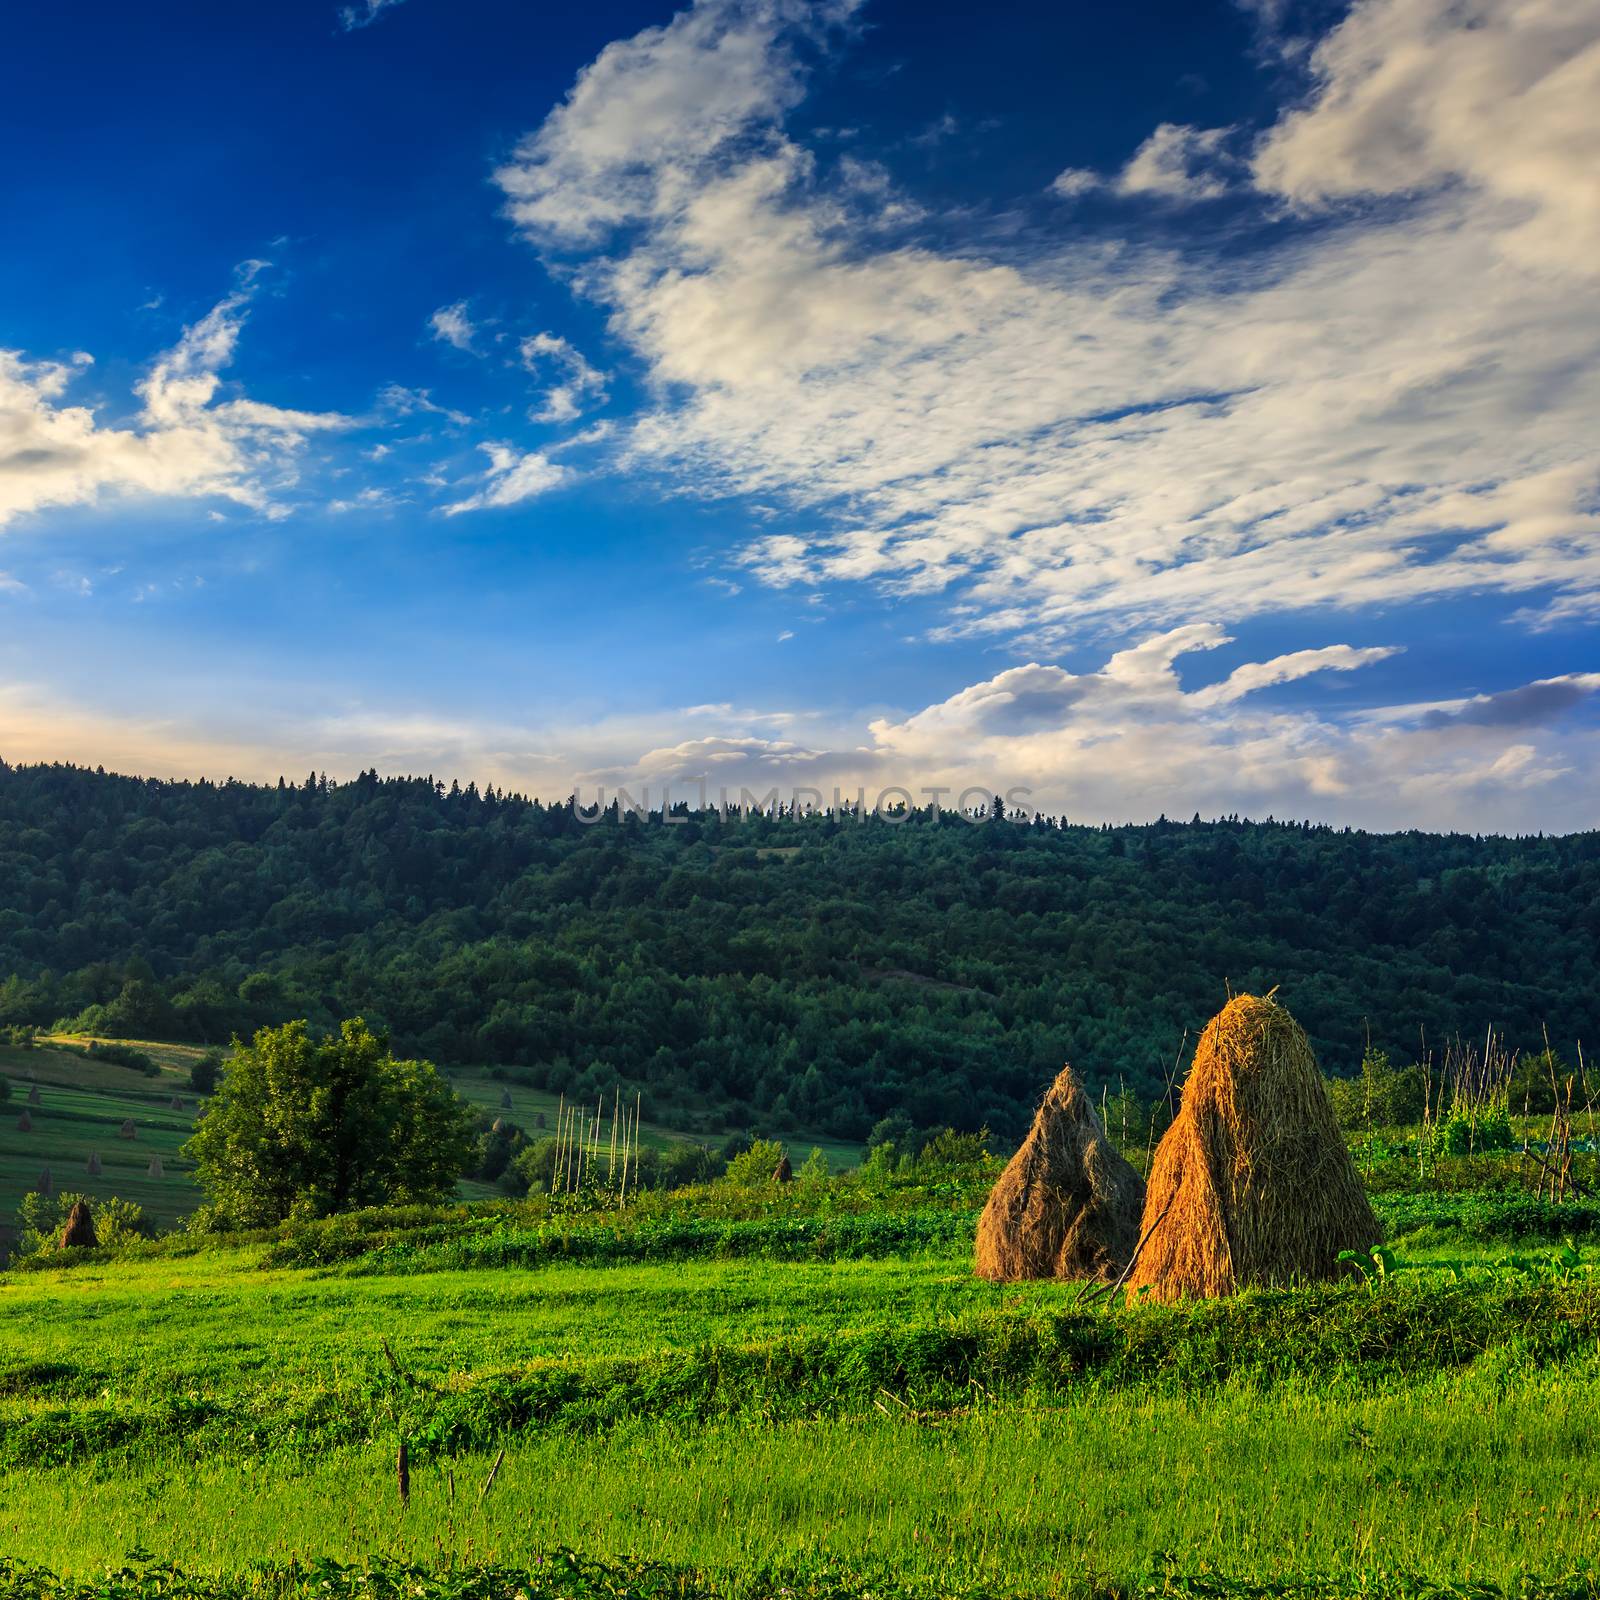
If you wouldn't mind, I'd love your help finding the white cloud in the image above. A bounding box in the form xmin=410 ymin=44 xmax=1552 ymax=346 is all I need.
xmin=493 ymin=0 xmax=1600 ymax=651
xmin=338 ymin=0 xmax=406 ymax=32
xmin=429 ymin=302 xmax=478 ymax=352
xmin=1050 ymin=167 xmax=1100 ymax=199
xmin=441 ymin=442 xmax=571 ymax=514
xmin=519 ymin=332 xmax=608 ymax=423
xmin=1253 ymin=0 xmax=1600 ymax=277
xmin=0 ymin=274 xmax=348 ymax=529
xmin=1115 ymin=123 xmax=1234 ymax=200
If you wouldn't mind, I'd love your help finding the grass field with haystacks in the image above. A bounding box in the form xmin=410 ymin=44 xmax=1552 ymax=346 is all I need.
xmin=4 ymin=998 xmax=1600 ymax=1599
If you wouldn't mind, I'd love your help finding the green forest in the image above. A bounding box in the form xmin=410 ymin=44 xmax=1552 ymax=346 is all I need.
xmin=1 ymin=761 xmax=1596 ymax=1142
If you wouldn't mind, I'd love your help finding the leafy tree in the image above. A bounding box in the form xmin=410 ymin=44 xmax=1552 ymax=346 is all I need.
xmin=184 ymin=1018 xmax=473 ymax=1225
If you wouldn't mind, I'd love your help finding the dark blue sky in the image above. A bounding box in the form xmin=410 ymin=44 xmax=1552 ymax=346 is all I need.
xmin=2 ymin=0 xmax=1596 ymax=829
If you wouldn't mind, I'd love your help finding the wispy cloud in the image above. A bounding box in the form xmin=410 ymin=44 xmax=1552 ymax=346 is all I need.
xmin=493 ymin=0 xmax=1600 ymax=649
xmin=519 ymin=332 xmax=607 ymax=423
xmin=428 ymin=301 xmax=478 ymax=352
xmin=441 ymin=442 xmax=571 ymax=514
xmin=0 ymin=267 xmax=349 ymax=528
xmin=338 ymin=0 xmax=407 ymax=33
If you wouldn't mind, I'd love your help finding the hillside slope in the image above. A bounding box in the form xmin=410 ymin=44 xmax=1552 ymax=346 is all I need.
xmin=1 ymin=761 xmax=1596 ymax=1138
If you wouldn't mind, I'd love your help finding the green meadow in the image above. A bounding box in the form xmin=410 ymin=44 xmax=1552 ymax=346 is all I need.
xmin=4 ymin=1164 xmax=1600 ymax=1598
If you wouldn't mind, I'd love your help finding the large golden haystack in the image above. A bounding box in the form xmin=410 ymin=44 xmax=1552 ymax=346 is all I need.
xmin=975 ymin=1065 xmax=1146 ymax=1283
xmin=1127 ymin=993 xmax=1379 ymax=1302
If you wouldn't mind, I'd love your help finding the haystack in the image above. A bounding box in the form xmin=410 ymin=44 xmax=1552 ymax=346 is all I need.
xmin=500 ymin=1089 xmax=515 ymax=1111
xmin=86 ymin=1150 xmax=103 ymax=1176
xmin=1127 ymin=993 xmax=1379 ymax=1302
xmin=148 ymin=1155 xmax=165 ymax=1178
xmin=17 ymin=1110 xmax=32 ymax=1133
xmin=773 ymin=1154 xmax=793 ymax=1184
xmin=975 ymin=1064 xmax=1146 ymax=1283
xmin=37 ymin=1166 xmax=53 ymax=1196
xmin=119 ymin=1118 xmax=137 ymax=1140
xmin=170 ymin=1095 xmax=185 ymax=1111
xmin=59 ymin=1200 xmax=98 ymax=1250
xmin=26 ymin=1085 xmax=41 ymax=1107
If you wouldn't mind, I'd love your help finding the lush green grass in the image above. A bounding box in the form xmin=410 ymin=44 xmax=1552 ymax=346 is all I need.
xmin=7 ymin=1152 xmax=1600 ymax=1593
xmin=4 ymin=1368 xmax=1599 ymax=1588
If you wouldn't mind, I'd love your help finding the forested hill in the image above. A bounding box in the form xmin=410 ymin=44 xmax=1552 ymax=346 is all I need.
xmin=1 ymin=760 xmax=1596 ymax=1141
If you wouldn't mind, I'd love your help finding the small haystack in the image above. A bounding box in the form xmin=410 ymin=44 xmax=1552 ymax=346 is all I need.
xmin=170 ymin=1095 xmax=185 ymax=1111
xmin=17 ymin=1109 xmax=32 ymax=1133
xmin=1127 ymin=993 xmax=1380 ymax=1302
xmin=37 ymin=1166 xmax=53 ymax=1196
xmin=148 ymin=1155 xmax=165 ymax=1178
xmin=975 ymin=1065 xmax=1146 ymax=1283
xmin=773 ymin=1154 xmax=793 ymax=1184
xmin=499 ymin=1089 xmax=515 ymax=1111
xmin=26 ymin=1085 xmax=41 ymax=1107
xmin=86 ymin=1150 xmax=103 ymax=1176
xmin=59 ymin=1200 xmax=98 ymax=1250
xmin=119 ymin=1118 xmax=137 ymax=1140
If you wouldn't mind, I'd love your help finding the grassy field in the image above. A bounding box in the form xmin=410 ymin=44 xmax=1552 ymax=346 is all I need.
xmin=4 ymin=1053 xmax=1599 ymax=1598
xmin=3 ymin=1160 xmax=1600 ymax=1596
xmin=0 ymin=1041 xmax=865 ymax=1241
xmin=0 ymin=1040 xmax=202 ymax=1246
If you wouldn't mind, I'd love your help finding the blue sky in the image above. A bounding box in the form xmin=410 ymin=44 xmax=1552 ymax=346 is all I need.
xmin=2 ymin=0 xmax=1597 ymax=829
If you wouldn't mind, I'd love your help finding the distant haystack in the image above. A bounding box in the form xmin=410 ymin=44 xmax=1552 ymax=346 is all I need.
xmin=27 ymin=1085 xmax=41 ymax=1107
xmin=119 ymin=1118 xmax=137 ymax=1140
xmin=86 ymin=1151 xmax=103 ymax=1176
xmin=1127 ymin=993 xmax=1380 ymax=1302
xmin=148 ymin=1155 xmax=165 ymax=1178
xmin=37 ymin=1166 xmax=53 ymax=1196
xmin=500 ymin=1089 xmax=515 ymax=1111
xmin=975 ymin=1065 xmax=1146 ymax=1283
xmin=59 ymin=1200 xmax=98 ymax=1250
xmin=17 ymin=1110 xmax=33 ymax=1133
xmin=773 ymin=1154 xmax=793 ymax=1184
xmin=170 ymin=1095 xmax=185 ymax=1111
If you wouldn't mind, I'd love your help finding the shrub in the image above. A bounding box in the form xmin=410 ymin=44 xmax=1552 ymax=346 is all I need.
xmin=15 ymin=1190 xmax=148 ymax=1255
xmin=85 ymin=1040 xmax=160 ymax=1076
xmin=189 ymin=1048 xmax=224 ymax=1096
xmin=724 ymin=1138 xmax=788 ymax=1186
xmin=796 ymin=1147 xmax=830 ymax=1185
xmin=916 ymin=1128 xmax=991 ymax=1171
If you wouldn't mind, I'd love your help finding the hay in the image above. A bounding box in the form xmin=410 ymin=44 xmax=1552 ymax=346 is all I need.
xmin=26 ymin=1085 xmax=41 ymax=1107
xmin=975 ymin=1064 xmax=1146 ymax=1283
xmin=37 ymin=1166 xmax=53 ymax=1196
xmin=1127 ymin=993 xmax=1380 ymax=1302
xmin=773 ymin=1154 xmax=793 ymax=1184
xmin=59 ymin=1200 xmax=98 ymax=1250
xmin=170 ymin=1095 xmax=185 ymax=1111
xmin=148 ymin=1155 xmax=165 ymax=1178
xmin=86 ymin=1150 xmax=103 ymax=1176
xmin=500 ymin=1089 xmax=515 ymax=1111
xmin=119 ymin=1118 xmax=137 ymax=1140
xmin=16 ymin=1110 xmax=32 ymax=1133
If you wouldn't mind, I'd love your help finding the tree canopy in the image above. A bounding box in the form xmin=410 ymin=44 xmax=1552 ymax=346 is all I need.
xmin=183 ymin=1017 xmax=474 ymax=1224
xmin=1 ymin=761 xmax=1596 ymax=1142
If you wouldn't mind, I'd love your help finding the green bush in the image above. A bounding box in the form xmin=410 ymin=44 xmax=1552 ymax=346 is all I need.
xmin=189 ymin=1047 xmax=224 ymax=1095
xmin=84 ymin=1040 xmax=160 ymax=1076
xmin=724 ymin=1138 xmax=789 ymax=1186
xmin=14 ymin=1190 xmax=149 ymax=1255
